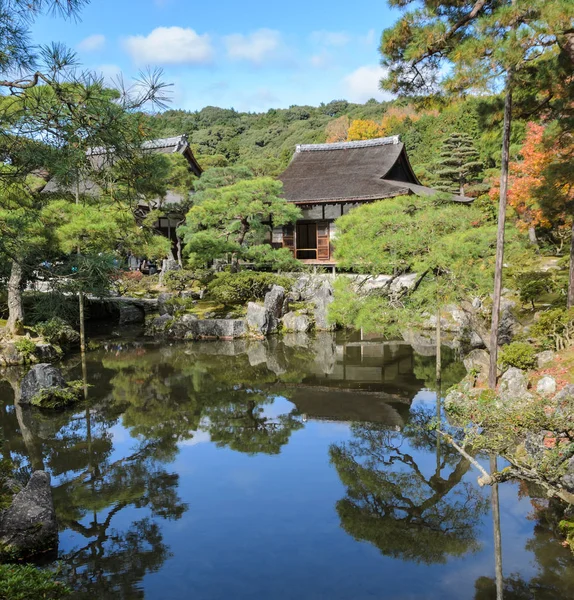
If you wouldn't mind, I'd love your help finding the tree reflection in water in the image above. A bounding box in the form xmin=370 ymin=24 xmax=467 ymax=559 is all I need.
xmin=474 ymin=489 xmax=574 ymax=600
xmin=330 ymin=403 xmax=489 ymax=564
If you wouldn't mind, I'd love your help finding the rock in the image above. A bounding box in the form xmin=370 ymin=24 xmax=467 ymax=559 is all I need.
xmin=20 ymin=364 xmax=67 ymax=405
xmin=149 ymin=314 xmax=172 ymax=332
xmin=498 ymin=367 xmax=533 ymax=403
xmin=282 ymin=311 xmax=312 ymax=333
xmin=562 ymin=457 xmax=574 ymax=492
xmin=472 ymin=297 xmax=482 ymax=310
xmin=0 ymin=471 xmax=58 ymax=560
xmin=35 ymin=343 xmax=59 ymax=362
xmin=293 ymin=276 xmax=335 ymax=331
xmin=0 ymin=343 xmax=34 ymax=367
xmin=498 ymin=299 xmax=519 ymax=345
xmin=157 ymin=292 xmax=175 ymax=315
xmin=463 ymin=349 xmax=491 ymax=379
xmin=247 ymin=302 xmax=276 ymax=335
xmin=119 ymin=303 xmax=146 ymax=325
xmin=555 ymin=384 xmax=574 ymax=405
xmin=401 ymin=330 xmax=436 ymax=356
xmin=537 ymin=375 xmax=557 ymax=396
xmin=183 ymin=319 xmax=246 ymax=340
xmin=264 ymin=286 xmax=285 ymax=319
xmin=536 ymin=350 xmax=555 ymax=369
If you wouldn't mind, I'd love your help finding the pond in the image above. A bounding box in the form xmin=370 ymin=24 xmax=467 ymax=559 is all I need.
xmin=1 ymin=332 xmax=573 ymax=599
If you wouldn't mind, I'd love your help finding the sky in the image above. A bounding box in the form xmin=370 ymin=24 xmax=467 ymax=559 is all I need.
xmin=29 ymin=0 xmax=401 ymax=113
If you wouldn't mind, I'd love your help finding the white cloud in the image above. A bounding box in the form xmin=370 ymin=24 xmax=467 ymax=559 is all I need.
xmin=342 ymin=65 xmax=394 ymax=103
xmin=310 ymin=30 xmax=351 ymax=47
xmin=77 ymin=34 xmax=105 ymax=52
xmin=361 ymin=29 xmax=377 ymax=47
xmin=225 ymin=29 xmax=282 ymax=64
xmin=124 ymin=27 xmax=213 ymax=66
xmin=310 ymin=53 xmax=330 ymax=68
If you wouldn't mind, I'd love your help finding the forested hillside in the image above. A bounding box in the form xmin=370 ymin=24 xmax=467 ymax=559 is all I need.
xmin=149 ymin=96 xmax=528 ymax=189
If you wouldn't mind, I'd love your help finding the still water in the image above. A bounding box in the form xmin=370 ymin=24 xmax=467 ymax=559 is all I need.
xmin=1 ymin=332 xmax=573 ymax=599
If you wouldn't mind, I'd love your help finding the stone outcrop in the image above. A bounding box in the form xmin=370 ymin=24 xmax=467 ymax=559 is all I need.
xmin=537 ymin=375 xmax=557 ymax=396
xmin=282 ymin=311 xmax=312 ymax=333
xmin=498 ymin=367 xmax=533 ymax=403
xmin=292 ymin=276 xmax=334 ymax=331
xmin=462 ymin=349 xmax=491 ymax=382
xmin=247 ymin=285 xmax=287 ymax=335
xmin=0 ymin=471 xmax=58 ymax=560
xmin=247 ymin=302 xmax=274 ymax=335
xmin=20 ymin=364 xmax=67 ymax=405
xmin=119 ymin=303 xmax=146 ymax=325
xmin=150 ymin=315 xmax=246 ymax=340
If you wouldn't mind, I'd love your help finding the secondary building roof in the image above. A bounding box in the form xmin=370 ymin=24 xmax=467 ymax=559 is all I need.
xmin=279 ymin=135 xmax=470 ymax=204
xmin=42 ymin=134 xmax=201 ymax=200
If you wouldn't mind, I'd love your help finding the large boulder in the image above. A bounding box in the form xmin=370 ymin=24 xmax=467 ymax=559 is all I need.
xmin=293 ymin=276 xmax=335 ymax=331
xmin=119 ymin=303 xmax=146 ymax=325
xmin=264 ymin=286 xmax=286 ymax=319
xmin=247 ymin=302 xmax=276 ymax=335
xmin=0 ymin=343 xmax=36 ymax=367
xmin=0 ymin=471 xmax=58 ymax=560
xmin=498 ymin=367 xmax=533 ymax=403
xmin=463 ymin=349 xmax=491 ymax=380
xmin=157 ymin=292 xmax=176 ymax=316
xmin=537 ymin=375 xmax=557 ymax=396
xmin=282 ymin=311 xmax=312 ymax=333
xmin=20 ymin=364 xmax=66 ymax=405
xmin=536 ymin=350 xmax=555 ymax=369
xmin=498 ymin=298 xmax=519 ymax=345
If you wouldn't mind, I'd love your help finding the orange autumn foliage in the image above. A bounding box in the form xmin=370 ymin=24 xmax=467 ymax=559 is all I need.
xmin=490 ymin=123 xmax=554 ymax=231
xmin=325 ymin=115 xmax=350 ymax=143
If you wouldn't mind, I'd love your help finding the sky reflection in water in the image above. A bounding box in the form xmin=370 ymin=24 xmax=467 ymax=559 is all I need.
xmin=1 ymin=332 xmax=573 ymax=599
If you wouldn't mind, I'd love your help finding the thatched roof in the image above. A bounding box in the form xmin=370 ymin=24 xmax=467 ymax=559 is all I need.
xmin=279 ymin=136 xmax=471 ymax=204
xmin=42 ymin=134 xmax=202 ymax=198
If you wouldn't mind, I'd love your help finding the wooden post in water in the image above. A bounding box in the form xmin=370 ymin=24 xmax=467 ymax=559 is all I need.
xmin=490 ymin=455 xmax=504 ymax=600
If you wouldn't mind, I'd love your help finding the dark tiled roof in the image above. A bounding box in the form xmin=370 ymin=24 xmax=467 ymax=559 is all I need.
xmin=279 ymin=136 xmax=471 ymax=204
xmin=42 ymin=134 xmax=201 ymax=196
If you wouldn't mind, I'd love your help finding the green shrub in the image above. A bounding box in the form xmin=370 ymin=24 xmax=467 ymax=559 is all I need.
xmin=32 ymin=318 xmax=79 ymax=347
xmin=530 ymin=308 xmax=574 ymax=351
xmin=162 ymin=269 xmax=198 ymax=292
xmin=115 ymin=273 xmax=159 ymax=296
xmin=30 ymin=380 xmax=84 ymax=409
xmin=499 ymin=342 xmax=537 ymax=371
xmin=14 ymin=338 xmax=36 ymax=358
xmin=515 ymin=271 xmax=554 ymax=309
xmin=207 ymin=271 xmax=293 ymax=305
xmin=0 ymin=564 xmax=70 ymax=600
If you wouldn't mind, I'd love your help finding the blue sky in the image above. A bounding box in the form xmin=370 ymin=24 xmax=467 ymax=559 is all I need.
xmin=30 ymin=0 xmax=400 ymax=112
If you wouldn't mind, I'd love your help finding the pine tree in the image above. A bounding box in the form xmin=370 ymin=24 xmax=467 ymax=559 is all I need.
xmin=379 ymin=0 xmax=574 ymax=388
xmin=434 ymin=132 xmax=483 ymax=196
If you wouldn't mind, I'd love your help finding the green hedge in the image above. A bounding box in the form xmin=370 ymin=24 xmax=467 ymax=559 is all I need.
xmin=207 ymin=272 xmax=293 ymax=305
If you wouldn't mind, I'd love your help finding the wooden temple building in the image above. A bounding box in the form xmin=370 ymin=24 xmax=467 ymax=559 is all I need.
xmin=276 ymin=135 xmax=470 ymax=264
xmin=42 ymin=134 xmax=202 ymax=243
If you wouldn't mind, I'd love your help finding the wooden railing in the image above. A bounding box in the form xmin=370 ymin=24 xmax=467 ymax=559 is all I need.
xmin=295 ymin=248 xmax=317 ymax=259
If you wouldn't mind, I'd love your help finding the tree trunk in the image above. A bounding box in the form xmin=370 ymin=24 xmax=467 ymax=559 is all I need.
xmin=490 ymin=455 xmax=504 ymax=600
xmin=459 ymin=181 xmax=465 ymax=196
xmin=528 ymin=226 xmax=539 ymax=248
xmin=436 ymin=301 xmax=442 ymax=383
xmin=7 ymin=260 xmax=24 ymax=335
xmin=568 ymin=220 xmax=574 ymax=309
xmin=79 ymin=291 xmax=86 ymax=354
xmin=488 ymin=83 xmax=513 ymax=389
